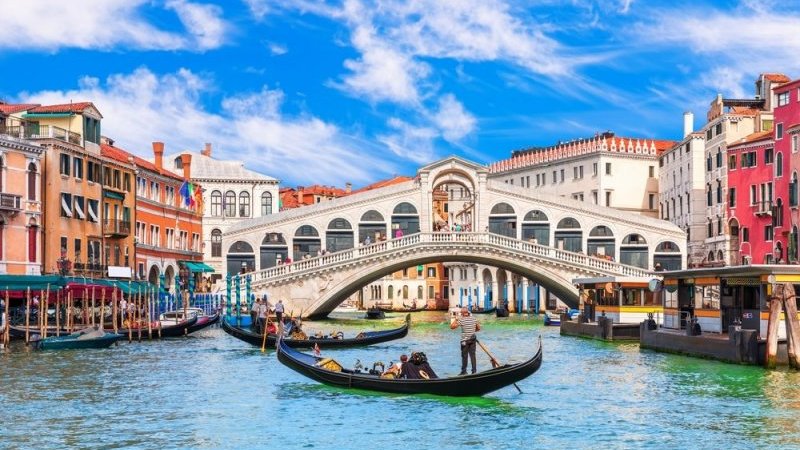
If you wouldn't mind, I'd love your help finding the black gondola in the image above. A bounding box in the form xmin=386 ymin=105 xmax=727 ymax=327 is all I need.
xmin=376 ymin=306 xmax=427 ymax=313
xmin=187 ymin=311 xmax=221 ymax=334
xmin=221 ymin=314 xmax=410 ymax=349
xmin=276 ymin=336 xmax=542 ymax=397
xmin=365 ymin=308 xmax=385 ymax=320
xmin=470 ymin=307 xmax=496 ymax=315
xmin=496 ymin=308 xmax=510 ymax=317
xmin=113 ymin=316 xmax=198 ymax=338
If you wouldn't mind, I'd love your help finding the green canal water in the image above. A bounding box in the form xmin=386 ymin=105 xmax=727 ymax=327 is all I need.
xmin=2 ymin=311 xmax=800 ymax=449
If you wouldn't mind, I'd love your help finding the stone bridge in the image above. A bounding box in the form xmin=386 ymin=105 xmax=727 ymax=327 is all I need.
xmin=222 ymin=157 xmax=686 ymax=318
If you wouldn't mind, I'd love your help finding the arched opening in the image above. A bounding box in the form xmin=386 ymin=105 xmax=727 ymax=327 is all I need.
xmin=554 ymin=217 xmax=582 ymax=252
xmin=775 ymin=241 xmax=784 ymax=263
xmin=402 ymin=285 xmax=409 ymax=300
xmin=210 ymin=190 xmax=222 ymax=216
xmin=359 ymin=210 xmax=386 ymax=244
xmin=521 ymin=210 xmax=549 ymax=245
xmin=261 ymin=192 xmax=273 ymax=216
xmin=260 ymin=232 xmax=288 ymax=269
xmin=388 ymin=285 xmax=394 ymax=300
xmin=417 ymin=285 xmax=423 ymax=301
xmin=776 ymin=198 xmax=784 ymax=227
xmin=791 ymin=172 xmax=799 ymax=207
xmin=227 ymin=241 xmax=255 ymax=275
xmin=482 ymin=268 xmax=494 ymax=309
xmin=293 ymin=225 xmax=321 ymax=260
xmin=27 ymin=162 xmax=37 ymax=201
xmin=211 ymin=228 xmax=222 ymax=257
xmin=27 ymin=218 xmax=38 ymax=263
xmin=654 ymin=241 xmax=682 ymax=270
xmin=391 ymin=202 xmax=419 ymax=237
xmin=164 ymin=265 xmax=175 ymax=294
xmin=497 ymin=269 xmax=509 ymax=308
xmin=224 ymin=191 xmax=236 ymax=217
xmin=148 ymin=265 xmax=160 ymax=287
xmin=620 ymin=234 xmax=648 ymax=268
xmin=489 ymin=202 xmax=516 ymax=238
xmin=717 ymin=250 xmax=725 ymax=263
xmin=326 ymin=218 xmax=354 ymax=252
xmin=431 ymin=173 xmax=476 ymax=232
xmin=707 ymin=251 xmax=715 ymax=262
xmin=588 ymin=225 xmax=615 ymax=260
xmin=239 ymin=191 xmax=250 ymax=217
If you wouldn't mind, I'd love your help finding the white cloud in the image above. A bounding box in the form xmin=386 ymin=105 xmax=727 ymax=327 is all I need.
xmin=268 ymin=42 xmax=288 ymax=55
xmin=430 ymin=94 xmax=476 ymax=142
xmin=378 ymin=118 xmax=438 ymax=164
xmin=243 ymin=0 xmax=270 ymax=20
xmin=0 ymin=0 xmax=226 ymax=51
xmin=18 ymin=68 xmax=395 ymax=186
xmin=166 ymin=0 xmax=228 ymax=50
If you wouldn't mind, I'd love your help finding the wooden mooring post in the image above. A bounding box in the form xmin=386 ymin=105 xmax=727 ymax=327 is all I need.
xmin=765 ymin=283 xmax=800 ymax=369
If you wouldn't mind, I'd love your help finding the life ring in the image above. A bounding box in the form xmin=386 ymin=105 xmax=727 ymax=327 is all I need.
xmin=419 ymin=370 xmax=430 ymax=380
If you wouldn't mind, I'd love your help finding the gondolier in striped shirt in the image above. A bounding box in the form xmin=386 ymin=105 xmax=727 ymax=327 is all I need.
xmin=450 ymin=307 xmax=481 ymax=375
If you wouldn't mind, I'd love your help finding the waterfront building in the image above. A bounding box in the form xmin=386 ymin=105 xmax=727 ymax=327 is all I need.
xmin=160 ymin=144 xmax=279 ymax=282
xmin=0 ymin=103 xmax=45 ymax=274
xmin=773 ymin=77 xmax=800 ymax=262
xmin=101 ymin=140 xmax=205 ymax=293
xmin=658 ymin=112 xmax=707 ymax=268
xmin=700 ymin=74 xmax=789 ymax=266
xmin=726 ymin=131 xmax=784 ymax=265
xmin=489 ymin=131 xmax=674 ymax=218
xmin=279 ymin=184 xmax=349 ymax=210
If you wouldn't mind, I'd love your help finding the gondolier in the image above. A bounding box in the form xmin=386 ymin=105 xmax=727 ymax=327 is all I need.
xmin=450 ymin=307 xmax=480 ymax=375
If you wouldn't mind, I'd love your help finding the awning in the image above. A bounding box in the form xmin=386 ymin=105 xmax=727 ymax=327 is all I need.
xmin=103 ymin=191 xmax=125 ymax=200
xmin=0 ymin=274 xmax=65 ymax=292
xmin=183 ymin=261 xmax=215 ymax=273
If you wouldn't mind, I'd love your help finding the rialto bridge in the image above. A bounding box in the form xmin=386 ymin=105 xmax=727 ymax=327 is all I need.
xmin=222 ymin=157 xmax=686 ymax=319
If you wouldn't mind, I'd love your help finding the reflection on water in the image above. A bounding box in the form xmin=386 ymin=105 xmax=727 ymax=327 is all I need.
xmin=2 ymin=311 xmax=800 ymax=449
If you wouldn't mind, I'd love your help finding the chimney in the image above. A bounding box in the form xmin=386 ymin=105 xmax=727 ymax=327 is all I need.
xmin=180 ymin=153 xmax=192 ymax=180
xmin=297 ymin=186 xmax=304 ymax=204
xmin=202 ymin=143 xmax=212 ymax=157
xmin=345 ymin=182 xmax=352 ymax=194
xmin=683 ymin=111 xmax=694 ymax=138
xmin=152 ymin=142 xmax=164 ymax=170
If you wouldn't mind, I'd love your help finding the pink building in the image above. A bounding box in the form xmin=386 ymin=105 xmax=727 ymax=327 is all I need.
xmin=774 ymin=78 xmax=800 ymax=261
xmin=726 ymin=132 xmax=786 ymax=264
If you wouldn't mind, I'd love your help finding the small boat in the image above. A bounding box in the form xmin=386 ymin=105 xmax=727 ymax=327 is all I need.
xmin=377 ymin=304 xmax=427 ymax=313
xmin=114 ymin=316 xmax=198 ymax=338
xmin=543 ymin=311 xmax=561 ymax=326
xmin=276 ymin=336 xmax=543 ymax=396
xmin=496 ymin=307 xmax=510 ymax=318
xmin=9 ymin=325 xmax=70 ymax=340
xmin=159 ymin=308 xmax=220 ymax=334
xmin=221 ymin=314 xmax=410 ymax=349
xmin=35 ymin=326 xmax=122 ymax=350
xmin=365 ymin=308 xmax=385 ymax=320
xmin=470 ymin=307 xmax=496 ymax=315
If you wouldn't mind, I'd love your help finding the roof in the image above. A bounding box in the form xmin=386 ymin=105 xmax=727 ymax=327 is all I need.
xmin=351 ymin=176 xmax=412 ymax=194
xmin=728 ymin=130 xmax=773 ymax=149
xmin=160 ymin=151 xmax=278 ymax=182
xmin=764 ymin=73 xmax=791 ymax=83
xmin=101 ymin=144 xmax=186 ymax=182
xmin=27 ymin=102 xmax=97 ymax=114
xmin=280 ymin=184 xmax=349 ymax=210
xmin=0 ymin=103 xmax=39 ymax=115
xmin=775 ymin=78 xmax=800 ymax=93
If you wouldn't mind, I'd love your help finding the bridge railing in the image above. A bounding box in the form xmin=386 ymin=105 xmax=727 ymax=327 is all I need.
xmin=250 ymin=232 xmax=655 ymax=284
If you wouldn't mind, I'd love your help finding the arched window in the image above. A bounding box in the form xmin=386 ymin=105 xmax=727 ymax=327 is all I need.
xmin=621 ymin=234 xmax=648 ymax=268
xmin=792 ymin=172 xmax=799 ymax=207
xmin=489 ymin=203 xmax=516 ymax=237
xmin=707 ymin=251 xmax=714 ymax=262
xmin=27 ymin=162 xmax=37 ymax=201
xmin=211 ymin=229 xmax=222 ymax=257
xmin=402 ymin=285 xmax=409 ymax=299
xmin=388 ymin=285 xmax=394 ymax=300
xmin=224 ymin=191 xmax=236 ymax=217
xmin=261 ymin=192 xmax=272 ymax=216
xmin=239 ymin=192 xmax=250 ymax=217
xmin=210 ymin=190 xmax=222 ymax=216
xmin=554 ymin=217 xmax=582 ymax=252
xmin=417 ymin=286 xmax=423 ymax=300
xmin=490 ymin=203 xmax=515 ymax=215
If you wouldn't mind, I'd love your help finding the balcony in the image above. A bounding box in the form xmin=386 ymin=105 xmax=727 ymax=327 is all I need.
xmin=104 ymin=219 xmax=131 ymax=237
xmin=0 ymin=192 xmax=22 ymax=213
xmin=1 ymin=124 xmax=82 ymax=146
xmin=755 ymin=200 xmax=773 ymax=216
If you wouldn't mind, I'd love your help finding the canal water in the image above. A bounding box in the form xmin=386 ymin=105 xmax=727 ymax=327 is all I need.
xmin=2 ymin=311 xmax=800 ymax=449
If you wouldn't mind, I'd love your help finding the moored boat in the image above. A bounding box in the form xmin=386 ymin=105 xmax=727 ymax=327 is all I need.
xmin=470 ymin=307 xmax=496 ymax=315
xmin=276 ymin=336 xmax=543 ymax=396
xmin=35 ymin=326 xmax=122 ymax=350
xmin=160 ymin=308 xmax=220 ymax=334
xmin=114 ymin=315 xmax=198 ymax=338
xmin=365 ymin=308 xmax=385 ymax=320
xmin=221 ymin=314 xmax=410 ymax=349
xmin=543 ymin=311 xmax=561 ymax=326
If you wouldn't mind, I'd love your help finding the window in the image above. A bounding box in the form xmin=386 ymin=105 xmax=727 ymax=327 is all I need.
xmin=715 ymin=123 xmax=722 ymax=135
xmin=212 ymin=229 xmax=224 ymax=256
xmin=716 ymin=183 xmax=722 ymax=204
xmin=60 ymin=236 xmax=68 ymax=255
xmin=777 ymin=123 xmax=784 ymax=140
xmin=605 ymin=163 xmax=611 ymax=175
xmin=427 ymin=267 xmax=436 ymax=278
xmin=573 ymin=167 xmax=578 ymax=179
xmin=83 ymin=116 xmax=101 ymax=144
xmin=793 ymin=134 xmax=799 ymax=153
xmin=87 ymin=161 xmax=95 ymax=183
xmin=592 ymin=191 xmax=598 ymax=204
xmin=73 ymin=196 xmax=85 ymax=220
xmin=210 ymin=191 xmax=222 ymax=216
xmin=579 ymin=166 xmax=583 ymax=178
xmin=593 ymin=163 xmax=598 ymax=175
xmin=87 ymin=199 xmax=99 ymax=222
xmin=239 ymin=192 xmax=250 ymax=217
xmin=552 ymin=171 xmax=557 ymax=184
xmin=59 ymin=154 xmax=70 ymax=176
xmin=104 ymin=167 xmax=111 ymax=186
xmin=648 ymin=193 xmax=655 ymax=210
xmin=123 ymin=173 xmax=131 ymax=192
xmin=729 ymin=154 xmax=736 ymax=170
xmin=27 ymin=163 xmax=36 ymax=201
xmin=261 ymin=192 xmax=272 ymax=215
xmin=750 ymin=185 xmax=756 ymax=205
xmin=778 ymin=91 xmax=790 ymax=106
xmin=706 ymin=156 xmax=712 ymax=171
xmin=73 ymin=157 xmax=83 ymax=180
xmin=560 ymin=169 xmax=565 ymax=182
xmin=729 ymin=188 xmax=736 ymax=208
xmin=777 ymin=153 xmax=783 ymax=177
xmin=648 ymin=166 xmax=655 ymax=178
xmin=765 ymin=148 xmax=774 ymax=164
xmin=536 ymin=174 xmax=540 ymax=186
xmin=742 ymin=227 xmax=749 ymax=242
xmin=707 ymin=220 xmax=713 ymax=238
xmin=707 ymin=185 xmax=712 ymax=207
xmin=74 ymin=238 xmax=81 ymax=264
xmin=706 ymin=128 xmax=712 ymax=140
xmin=224 ymin=191 xmax=236 ymax=217
xmin=60 ymin=193 xmax=72 ymax=218
xmin=605 ymin=191 xmax=611 ymax=206
xmin=765 ymin=225 xmax=774 ymax=241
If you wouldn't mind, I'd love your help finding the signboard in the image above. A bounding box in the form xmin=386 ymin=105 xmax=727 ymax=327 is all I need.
xmin=108 ymin=266 xmax=132 ymax=279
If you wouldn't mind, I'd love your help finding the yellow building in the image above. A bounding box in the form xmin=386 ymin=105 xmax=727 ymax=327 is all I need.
xmin=0 ymin=103 xmax=45 ymax=274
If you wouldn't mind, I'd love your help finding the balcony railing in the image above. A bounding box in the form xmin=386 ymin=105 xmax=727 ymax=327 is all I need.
xmin=104 ymin=219 xmax=131 ymax=237
xmin=0 ymin=192 xmax=22 ymax=212
xmin=755 ymin=200 xmax=773 ymax=216
xmin=1 ymin=124 xmax=82 ymax=146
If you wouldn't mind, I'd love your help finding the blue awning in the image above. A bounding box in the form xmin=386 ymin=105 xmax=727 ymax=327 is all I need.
xmin=183 ymin=261 xmax=215 ymax=273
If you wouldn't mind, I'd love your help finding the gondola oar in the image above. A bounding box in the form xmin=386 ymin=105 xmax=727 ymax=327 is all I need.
xmin=476 ymin=339 xmax=523 ymax=394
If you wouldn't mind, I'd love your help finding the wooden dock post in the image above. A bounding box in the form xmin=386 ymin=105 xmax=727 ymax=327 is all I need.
xmin=765 ymin=295 xmax=782 ymax=369
xmin=780 ymin=283 xmax=800 ymax=369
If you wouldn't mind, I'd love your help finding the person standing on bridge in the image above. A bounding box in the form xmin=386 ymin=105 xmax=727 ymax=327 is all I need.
xmin=450 ymin=307 xmax=480 ymax=375
xmin=274 ymin=299 xmax=285 ymax=323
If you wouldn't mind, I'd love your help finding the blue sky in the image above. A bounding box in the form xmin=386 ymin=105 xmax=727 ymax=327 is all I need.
xmin=2 ymin=0 xmax=799 ymax=187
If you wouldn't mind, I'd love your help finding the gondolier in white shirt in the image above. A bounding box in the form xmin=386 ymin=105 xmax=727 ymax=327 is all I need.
xmin=450 ymin=307 xmax=481 ymax=375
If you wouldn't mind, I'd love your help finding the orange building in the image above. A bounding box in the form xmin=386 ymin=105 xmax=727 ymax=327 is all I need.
xmin=0 ymin=103 xmax=45 ymax=274
xmin=279 ymin=184 xmax=350 ymax=210
xmin=102 ymin=141 xmax=205 ymax=294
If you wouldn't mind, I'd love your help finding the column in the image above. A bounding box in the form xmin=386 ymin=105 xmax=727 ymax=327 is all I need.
xmin=506 ymin=278 xmax=514 ymax=312
xmin=522 ymin=279 xmax=529 ymax=313
xmin=492 ymin=280 xmax=499 ymax=308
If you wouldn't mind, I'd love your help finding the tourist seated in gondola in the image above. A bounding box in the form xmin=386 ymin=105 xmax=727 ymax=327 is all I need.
xmin=399 ymin=352 xmax=438 ymax=379
xmin=382 ymin=354 xmax=408 ymax=378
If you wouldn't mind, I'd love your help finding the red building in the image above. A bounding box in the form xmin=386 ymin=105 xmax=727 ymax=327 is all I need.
xmin=727 ymin=131 xmax=787 ymax=264
xmin=774 ymin=78 xmax=800 ymax=262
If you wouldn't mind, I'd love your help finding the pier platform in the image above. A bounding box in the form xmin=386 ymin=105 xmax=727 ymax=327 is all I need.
xmin=560 ymin=316 xmax=640 ymax=341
